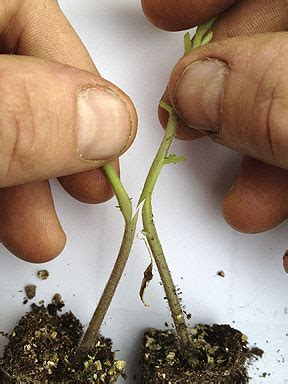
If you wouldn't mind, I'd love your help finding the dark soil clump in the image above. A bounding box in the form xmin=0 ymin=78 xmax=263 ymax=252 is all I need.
xmin=0 ymin=302 xmax=125 ymax=383
xmin=141 ymin=324 xmax=263 ymax=383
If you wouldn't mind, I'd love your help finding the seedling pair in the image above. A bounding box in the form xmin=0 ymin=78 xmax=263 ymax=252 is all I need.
xmin=0 ymin=19 xmax=262 ymax=383
xmin=78 ymin=19 xmax=215 ymax=360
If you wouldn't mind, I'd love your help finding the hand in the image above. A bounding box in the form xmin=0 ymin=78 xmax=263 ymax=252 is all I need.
xmin=0 ymin=0 xmax=137 ymax=262
xmin=142 ymin=0 xmax=288 ymax=234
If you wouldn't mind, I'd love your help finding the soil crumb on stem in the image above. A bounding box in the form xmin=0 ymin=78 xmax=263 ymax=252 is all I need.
xmin=141 ymin=324 xmax=263 ymax=383
xmin=0 ymin=301 xmax=125 ymax=383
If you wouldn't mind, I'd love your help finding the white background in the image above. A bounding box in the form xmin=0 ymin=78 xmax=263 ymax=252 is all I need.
xmin=0 ymin=1 xmax=287 ymax=383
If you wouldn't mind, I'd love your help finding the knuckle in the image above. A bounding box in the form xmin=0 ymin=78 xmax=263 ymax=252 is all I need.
xmin=0 ymin=69 xmax=51 ymax=183
xmin=253 ymin=42 xmax=288 ymax=166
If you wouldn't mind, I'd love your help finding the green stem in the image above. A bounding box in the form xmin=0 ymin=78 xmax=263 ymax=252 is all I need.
xmin=77 ymin=164 xmax=138 ymax=357
xmin=138 ymin=103 xmax=179 ymax=205
xmin=103 ymin=163 xmax=132 ymax=223
xmin=141 ymin=107 xmax=192 ymax=349
xmin=140 ymin=21 xmax=217 ymax=349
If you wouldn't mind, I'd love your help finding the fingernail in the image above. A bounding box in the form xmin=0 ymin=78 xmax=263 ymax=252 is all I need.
xmin=77 ymin=87 xmax=132 ymax=161
xmin=174 ymin=60 xmax=228 ymax=132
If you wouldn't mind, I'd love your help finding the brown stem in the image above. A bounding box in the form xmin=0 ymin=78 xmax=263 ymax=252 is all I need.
xmin=76 ymin=213 xmax=138 ymax=357
xmin=142 ymin=195 xmax=192 ymax=349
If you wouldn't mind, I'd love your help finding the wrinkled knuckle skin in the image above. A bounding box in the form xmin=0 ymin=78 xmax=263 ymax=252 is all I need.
xmin=253 ymin=43 xmax=288 ymax=168
xmin=0 ymin=93 xmax=36 ymax=184
xmin=0 ymin=70 xmax=51 ymax=186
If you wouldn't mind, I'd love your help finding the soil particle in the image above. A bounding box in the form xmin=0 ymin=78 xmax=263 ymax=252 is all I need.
xmin=0 ymin=301 xmax=125 ymax=383
xmin=37 ymin=270 xmax=50 ymax=280
xmin=46 ymin=293 xmax=65 ymax=316
xmin=24 ymin=285 xmax=36 ymax=300
xmin=141 ymin=324 xmax=263 ymax=383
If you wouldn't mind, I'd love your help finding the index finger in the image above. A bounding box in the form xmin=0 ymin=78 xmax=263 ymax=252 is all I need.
xmin=4 ymin=0 xmax=134 ymax=203
xmin=3 ymin=0 xmax=97 ymax=72
xmin=141 ymin=0 xmax=237 ymax=31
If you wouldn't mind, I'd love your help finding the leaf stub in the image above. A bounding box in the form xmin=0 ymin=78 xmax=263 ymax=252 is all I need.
xmin=184 ymin=32 xmax=192 ymax=55
xmin=192 ymin=17 xmax=217 ymax=49
xmin=164 ymin=154 xmax=186 ymax=165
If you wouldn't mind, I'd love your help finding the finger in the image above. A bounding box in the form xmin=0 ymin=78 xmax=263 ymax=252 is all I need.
xmin=0 ymin=164 xmax=118 ymax=263
xmin=3 ymin=0 xmax=123 ymax=203
xmin=169 ymin=32 xmax=288 ymax=169
xmin=0 ymin=55 xmax=137 ymax=188
xmin=141 ymin=0 xmax=237 ymax=31
xmin=0 ymin=1 xmax=133 ymax=261
xmin=0 ymin=181 xmax=66 ymax=263
xmin=159 ymin=0 xmax=288 ymax=138
xmin=0 ymin=0 xmax=132 ymax=262
xmin=58 ymin=160 xmax=120 ymax=204
xmin=2 ymin=0 xmax=98 ymax=72
xmin=141 ymin=0 xmax=288 ymax=32
xmin=212 ymin=0 xmax=288 ymax=40
xmin=222 ymin=157 xmax=288 ymax=233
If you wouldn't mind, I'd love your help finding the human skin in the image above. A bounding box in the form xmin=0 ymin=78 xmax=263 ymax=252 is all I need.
xmin=0 ymin=0 xmax=137 ymax=262
xmin=142 ymin=0 xmax=288 ymax=234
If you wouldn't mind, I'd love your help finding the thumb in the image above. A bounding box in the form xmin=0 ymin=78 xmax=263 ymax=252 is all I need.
xmin=0 ymin=55 xmax=137 ymax=188
xmin=169 ymin=33 xmax=288 ymax=169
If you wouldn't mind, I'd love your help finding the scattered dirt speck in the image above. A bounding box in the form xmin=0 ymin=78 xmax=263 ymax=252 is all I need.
xmin=37 ymin=270 xmax=49 ymax=280
xmin=24 ymin=285 xmax=36 ymax=300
